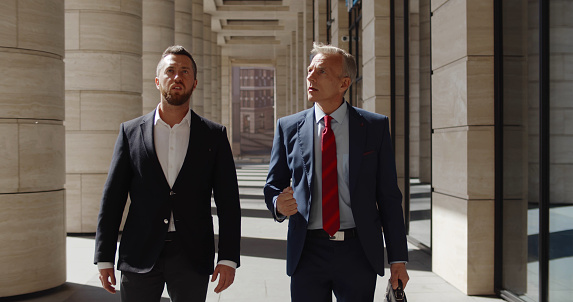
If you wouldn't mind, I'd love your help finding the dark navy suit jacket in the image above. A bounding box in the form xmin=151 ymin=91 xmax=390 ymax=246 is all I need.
xmin=264 ymin=103 xmax=408 ymax=276
xmin=94 ymin=109 xmax=241 ymax=275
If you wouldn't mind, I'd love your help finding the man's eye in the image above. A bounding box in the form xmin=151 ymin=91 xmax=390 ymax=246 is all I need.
xmin=183 ymin=70 xmax=189 ymax=74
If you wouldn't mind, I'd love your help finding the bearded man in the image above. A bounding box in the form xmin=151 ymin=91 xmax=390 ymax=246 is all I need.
xmin=94 ymin=45 xmax=241 ymax=302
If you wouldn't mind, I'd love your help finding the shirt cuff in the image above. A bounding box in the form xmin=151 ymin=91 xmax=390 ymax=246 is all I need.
xmin=273 ymin=196 xmax=287 ymax=222
xmin=389 ymin=261 xmax=408 ymax=264
xmin=97 ymin=262 xmax=114 ymax=270
xmin=217 ymin=260 xmax=237 ymax=269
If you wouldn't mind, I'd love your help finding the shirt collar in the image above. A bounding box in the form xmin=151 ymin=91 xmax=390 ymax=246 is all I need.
xmin=154 ymin=105 xmax=191 ymax=127
xmin=314 ymin=101 xmax=347 ymax=125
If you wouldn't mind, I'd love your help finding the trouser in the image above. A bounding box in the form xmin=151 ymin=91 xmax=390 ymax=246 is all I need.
xmin=291 ymin=230 xmax=378 ymax=302
xmin=120 ymin=234 xmax=209 ymax=302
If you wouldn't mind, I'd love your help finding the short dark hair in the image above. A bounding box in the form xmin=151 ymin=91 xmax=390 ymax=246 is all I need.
xmin=156 ymin=45 xmax=197 ymax=79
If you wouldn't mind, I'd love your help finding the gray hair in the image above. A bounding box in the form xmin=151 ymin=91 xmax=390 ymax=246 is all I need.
xmin=310 ymin=42 xmax=357 ymax=85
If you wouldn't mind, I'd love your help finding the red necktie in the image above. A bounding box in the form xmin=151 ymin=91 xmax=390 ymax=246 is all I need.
xmin=322 ymin=115 xmax=340 ymax=236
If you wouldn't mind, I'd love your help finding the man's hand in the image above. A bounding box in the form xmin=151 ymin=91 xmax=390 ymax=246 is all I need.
xmin=276 ymin=186 xmax=298 ymax=216
xmin=390 ymin=263 xmax=409 ymax=290
xmin=99 ymin=268 xmax=117 ymax=294
xmin=211 ymin=264 xmax=236 ymax=293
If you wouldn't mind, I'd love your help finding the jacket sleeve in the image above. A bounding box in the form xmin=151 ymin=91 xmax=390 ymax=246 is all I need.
xmin=212 ymin=126 xmax=242 ymax=267
xmin=94 ymin=123 xmax=132 ymax=265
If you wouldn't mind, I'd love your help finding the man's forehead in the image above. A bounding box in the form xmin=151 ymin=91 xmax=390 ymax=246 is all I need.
xmin=310 ymin=53 xmax=342 ymax=69
xmin=162 ymin=54 xmax=191 ymax=66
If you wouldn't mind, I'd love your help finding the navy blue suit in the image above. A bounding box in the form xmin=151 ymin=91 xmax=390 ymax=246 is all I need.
xmin=94 ymin=109 xmax=241 ymax=276
xmin=264 ymin=103 xmax=408 ymax=279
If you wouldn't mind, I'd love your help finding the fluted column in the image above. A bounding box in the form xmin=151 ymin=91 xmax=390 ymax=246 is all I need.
xmin=0 ymin=1 xmax=66 ymax=296
xmin=65 ymin=0 xmax=143 ymax=233
xmin=142 ymin=0 xmax=175 ymax=114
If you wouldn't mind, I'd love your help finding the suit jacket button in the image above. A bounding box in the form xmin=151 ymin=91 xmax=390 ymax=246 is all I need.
xmin=164 ymin=219 xmax=169 ymax=224
xmin=170 ymin=191 xmax=175 ymax=196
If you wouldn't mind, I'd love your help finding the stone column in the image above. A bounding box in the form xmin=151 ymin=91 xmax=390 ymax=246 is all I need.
xmin=275 ymin=48 xmax=289 ymax=120
xmin=0 ymin=1 xmax=65 ymax=296
xmin=142 ymin=0 xmax=175 ymax=114
xmin=191 ymin=0 xmax=204 ymax=115
xmin=362 ymin=0 xmax=408 ymax=211
xmin=65 ymin=0 xmax=143 ymax=233
xmin=221 ymin=55 xmax=231 ymax=129
xmin=203 ymin=13 xmax=212 ymax=119
xmin=175 ymin=0 xmax=193 ymax=50
xmin=431 ymin=0 xmax=495 ymax=295
xmin=212 ymin=44 xmax=222 ymax=123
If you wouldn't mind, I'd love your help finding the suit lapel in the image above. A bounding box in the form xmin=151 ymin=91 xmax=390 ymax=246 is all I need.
xmin=297 ymin=109 xmax=315 ymax=191
xmin=348 ymin=105 xmax=366 ymax=194
xmin=174 ymin=110 xmax=203 ymax=188
xmin=141 ymin=109 xmax=170 ymax=189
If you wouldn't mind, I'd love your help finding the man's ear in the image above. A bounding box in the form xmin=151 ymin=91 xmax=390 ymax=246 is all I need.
xmin=340 ymin=77 xmax=351 ymax=92
xmin=155 ymin=77 xmax=160 ymax=89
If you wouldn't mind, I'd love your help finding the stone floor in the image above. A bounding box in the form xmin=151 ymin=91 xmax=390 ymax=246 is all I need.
xmin=0 ymin=164 xmax=505 ymax=302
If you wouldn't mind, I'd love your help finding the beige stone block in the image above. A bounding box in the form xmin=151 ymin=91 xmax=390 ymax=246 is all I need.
xmin=65 ymin=10 xmax=80 ymax=50
xmin=362 ymin=0 xmax=390 ymax=29
xmin=65 ymin=52 xmax=121 ymax=91
xmin=363 ymin=56 xmax=391 ymax=100
xmin=175 ymin=0 xmax=193 ymax=12
xmin=65 ymin=0 xmax=120 ymax=11
xmin=431 ymin=0 xmax=448 ymax=12
xmin=65 ymin=174 xmax=82 ymax=233
xmin=143 ymin=26 xmax=176 ymax=53
xmin=121 ymin=53 xmax=143 ymax=94
xmin=432 ymin=0 xmax=466 ymax=69
xmin=0 ymin=123 xmax=19 ymax=191
xmin=432 ymin=192 xmax=495 ymax=295
xmin=0 ymin=190 xmax=66 ymax=297
xmin=432 ymin=57 xmax=494 ymax=129
xmin=80 ymin=92 xmax=141 ymax=131
xmin=432 ymin=192 xmax=469 ymax=292
xmin=0 ymin=52 xmax=64 ymax=120
xmin=66 ymin=132 xmax=118 ymax=174
xmin=175 ymin=11 xmax=193 ymax=35
xmin=65 ymin=91 xmax=80 ymax=130
xmin=433 ymin=126 xmax=494 ymax=199
xmin=143 ymin=0 xmax=175 ymax=28
xmin=362 ymin=95 xmax=392 ymax=118
xmin=18 ymin=1 xmax=65 ymax=57
xmin=362 ymin=17 xmax=391 ymax=61
xmin=466 ymin=0 xmax=494 ymax=56
xmin=467 ymin=198 xmax=495 ymax=294
xmin=121 ymin=0 xmax=143 ymax=16
xmin=143 ymin=84 xmax=161 ymax=114
xmin=0 ymin=0 xmax=17 ymax=47
xmin=80 ymin=11 xmax=142 ymax=54
xmin=19 ymin=122 xmax=65 ymax=192
xmin=81 ymin=174 xmax=108 ymax=232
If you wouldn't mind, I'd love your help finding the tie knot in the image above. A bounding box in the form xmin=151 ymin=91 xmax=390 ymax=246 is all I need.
xmin=324 ymin=115 xmax=332 ymax=128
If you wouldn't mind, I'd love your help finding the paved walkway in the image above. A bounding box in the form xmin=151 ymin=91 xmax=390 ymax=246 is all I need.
xmin=1 ymin=164 xmax=504 ymax=302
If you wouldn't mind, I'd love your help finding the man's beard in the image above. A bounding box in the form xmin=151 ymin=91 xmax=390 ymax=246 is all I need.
xmin=162 ymin=87 xmax=192 ymax=106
